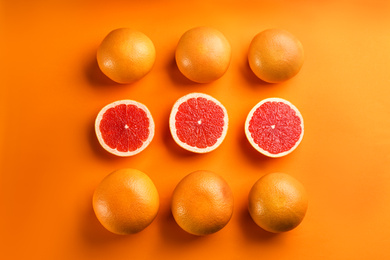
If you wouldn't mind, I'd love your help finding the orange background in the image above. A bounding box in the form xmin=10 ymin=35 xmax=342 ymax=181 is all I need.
xmin=1 ymin=0 xmax=390 ymax=259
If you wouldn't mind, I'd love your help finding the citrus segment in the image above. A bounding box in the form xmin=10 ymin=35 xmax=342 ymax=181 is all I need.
xmin=175 ymin=26 xmax=231 ymax=83
xmin=169 ymin=93 xmax=228 ymax=153
xmin=248 ymin=172 xmax=308 ymax=233
xmin=93 ymin=168 xmax=159 ymax=235
xmin=245 ymin=98 xmax=304 ymax=157
xmin=171 ymin=170 xmax=234 ymax=236
xmin=95 ymin=100 xmax=154 ymax=156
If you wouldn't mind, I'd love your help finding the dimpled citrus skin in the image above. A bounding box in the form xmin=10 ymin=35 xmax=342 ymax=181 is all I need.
xmin=171 ymin=170 xmax=234 ymax=236
xmin=175 ymin=26 xmax=231 ymax=83
xmin=93 ymin=168 xmax=159 ymax=235
xmin=248 ymin=29 xmax=304 ymax=83
xmin=97 ymin=28 xmax=156 ymax=84
xmin=248 ymin=172 xmax=308 ymax=233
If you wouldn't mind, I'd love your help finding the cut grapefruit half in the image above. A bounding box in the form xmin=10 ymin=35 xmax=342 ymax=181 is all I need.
xmin=169 ymin=93 xmax=228 ymax=153
xmin=95 ymin=100 xmax=154 ymax=157
xmin=245 ymin=98 xmax=304 ymax=157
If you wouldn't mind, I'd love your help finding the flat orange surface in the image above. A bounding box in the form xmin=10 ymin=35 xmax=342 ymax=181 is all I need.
xmin=2 ymin=0 xmax=390 ymax=259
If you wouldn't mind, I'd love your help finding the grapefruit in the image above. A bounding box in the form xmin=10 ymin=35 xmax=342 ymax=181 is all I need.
xmin=97 ymin=28 xmax=156 ymax=84
xmin=169 ymin=93 xmax=228 ymax=153
xmin=171 ymin=170 xmax=234 ymax=236
xmin=95 ymin=100 xmax=154 ymax=156
xmin=245 ymin=98 xmax=304 ymax=157
xmin=248 ymin=172 xmax=308 ymax=233
xmin=93 ymin=168 xmax=159 ymax=235
xmin=248 ymin=28 xmax=304 ymax=83
xmin=175 ymin=26 xmax=231 ymax=83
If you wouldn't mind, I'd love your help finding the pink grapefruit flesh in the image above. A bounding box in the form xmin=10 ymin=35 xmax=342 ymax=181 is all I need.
xmin=169 ymin=93 xmax=228 ymax=153
xmin=245 ymin=98 xmax=304 ymax=157
xmin=95 ymin=100 xmax=154 ymax=156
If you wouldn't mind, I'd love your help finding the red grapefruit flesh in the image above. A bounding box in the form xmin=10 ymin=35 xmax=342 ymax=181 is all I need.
xmin=169 ymin=93 xmax=228 ymax=153
xmin=95 ymin=100 xmax=154 ymax=156
xmin=245 ymin=98 xmax=304 ymax=157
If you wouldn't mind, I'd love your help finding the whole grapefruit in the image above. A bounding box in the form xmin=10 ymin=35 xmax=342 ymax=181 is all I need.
xmin=248 ymin=172 xmax=308 ymax=233
xmin=248 ymin=28 xmax=304 ymax=83
xmin=175 ymin=26 xmax=231 ymax=83
xmin=171 ymin=170 xmax=234 ymax=236
xmin=93 ymin=168 xmax=159 ymax=235
xmin=97 ymin=28 xmax=155 ymax=84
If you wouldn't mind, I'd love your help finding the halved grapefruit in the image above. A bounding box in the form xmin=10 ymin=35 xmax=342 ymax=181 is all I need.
xmin=95 ymin=100 xmax=154 ymax=156
xmin=245 ymin=98 xmax=304 ymax=157
xmin=169 ymin=93 xmax=228 ymax=153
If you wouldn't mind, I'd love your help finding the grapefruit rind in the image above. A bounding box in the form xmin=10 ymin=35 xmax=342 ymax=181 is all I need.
xmin=169 ymin=93 xmax=229 ymax=153
xmin=95 ymin=100 xmax=155 ymax=157
xmin=175 ymin=26 xmax=232 ymax=84
xmin=171 ymin=170 xmax=234 ymax=236
xmin=244 ymin=97 xmax=304 ymax=158
xmin=92 ymin=168 xmax=160 ymax=235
